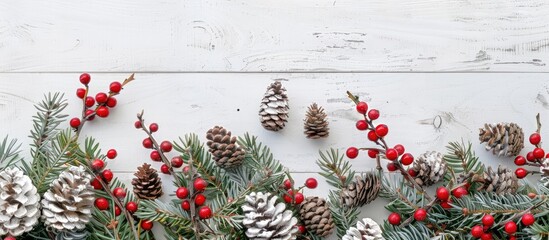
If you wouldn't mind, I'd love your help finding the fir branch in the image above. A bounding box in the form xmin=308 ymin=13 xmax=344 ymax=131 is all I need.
xmin=382 ymin=221 xmax=434 ymax=240
xmin=29 ymin=92 xmax=68 ymax=155
xmin=0 ymin=136 xmax=22 ymax=171
xmin=136 ymin=200 xmax=194 ymax=237
xmin=328 ymin=190 xmax=360 ymax=238
xmin=443 ymin=141 xmax=484 ymax=184
xmin=316 ymin=148 xmax=355 ymax=189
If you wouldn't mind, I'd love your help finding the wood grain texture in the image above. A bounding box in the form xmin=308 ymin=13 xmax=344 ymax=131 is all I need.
xmin=1 ymin=0 xmax=549 ymax=72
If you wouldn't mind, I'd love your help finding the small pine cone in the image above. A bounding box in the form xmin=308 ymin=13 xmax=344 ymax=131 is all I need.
xmin=55 ymin=229 xmax=89 ymax=240
xmin=259 ymin=81 xmax=289 ymax=131
xmin=132 ymin=163 xmax=163 ymax=200
xmin=41 ymin=166 xmax=94 ymax=231
xmin=478 ymin=165 xmax=518 ymax=194
xmin=0 ymin=167 xmax=40 ymax=237
xmin=242 ymin=192 xmax=298 ymax=240
xmin=340 ymin=172 xmax=380 ymax=208
xmin=303 ymin=103 xmax=329 ymax=139
xmin=206 ymin=126 xmax=246 ymax=168
xmin=299 ymin=196 xmax=335 ymax=237
xmin=342 ymin=218 xmax=384 ymax=240
xmin=412 ymin=151 xmax=447 ymax=187
xmin=479 ymin=123 xmax=524 ymax=157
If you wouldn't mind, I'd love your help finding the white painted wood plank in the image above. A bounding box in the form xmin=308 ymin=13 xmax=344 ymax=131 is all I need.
xmin=1 ymin=0 xmax=549 ymax=72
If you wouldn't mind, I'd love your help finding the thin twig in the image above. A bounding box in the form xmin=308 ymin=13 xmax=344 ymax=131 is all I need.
xmin=136 ymin=110 xmax=175 ymax=175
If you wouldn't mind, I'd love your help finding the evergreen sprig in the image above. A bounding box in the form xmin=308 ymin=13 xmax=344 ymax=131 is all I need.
xmin=444 ymin=141 xmax=484 ymax=184
xmin=328 ymin=190 xmax=360 ymax=238
xmin=317 ymin=148 xmax=355 ymax=189
xmin=29 ymin=92 xmax=68 ymax=159
xmin=0 ymin=136 xmax=22 ymax=170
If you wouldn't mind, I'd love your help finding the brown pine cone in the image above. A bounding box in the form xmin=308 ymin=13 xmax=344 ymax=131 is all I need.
xmin=304 ymin=103 xmax=329 ymax=139
xmin=132 ymin=163 xmax=163 ymax=200
xmin=340 ymin=172 xmax=380 ymax=207
xmin=299 ymin=196 xmax=335 ymax=237
xmin=479 ymin=123 xmax=524 ymax=157
xmin=206 ymin=126 xmax=246 ymax=168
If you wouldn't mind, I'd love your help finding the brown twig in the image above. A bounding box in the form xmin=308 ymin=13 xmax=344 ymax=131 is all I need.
xmin=136 ymin=110 xmax=175 ymax=176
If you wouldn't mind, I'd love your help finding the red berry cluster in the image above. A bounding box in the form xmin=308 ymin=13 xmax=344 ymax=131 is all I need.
xmin=346 ymin=100 xmax=415 ymax=172
xmin=513 ymin=132 xmax=545 ymax=179
xmin=281 ymin=178 xmax=317 ymax=205
xmin=470 ymin=213 xmax=535 ymax=239
xmin=176 ymin=178 xmax=212 ymax=219
xmin=136 ymin=115 xmax=181 ymax=175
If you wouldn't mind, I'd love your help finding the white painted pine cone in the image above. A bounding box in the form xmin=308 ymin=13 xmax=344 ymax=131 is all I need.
xmin=342 ymin=218 xmax=384 ymax=240
xmin=0 ymin=167 xmax=40 ymax=236
xmin=242 ymin=192 xmax=297 ymax=240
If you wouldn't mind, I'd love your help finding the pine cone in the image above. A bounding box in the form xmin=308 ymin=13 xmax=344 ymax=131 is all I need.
xmin=303 ymin=103 xmax=329 ymax=139
xmin=478 ymin=166 xmax=518 ymax=194
xmin=340 ymin=172 xmax=380 ymax=208
xmin=41 ymin=166 xmax=94 ymax=231
xmin=479 ymin=123 xmax=524 ymax=157
xmin=132 ymin=163 xmax=163 ymax=200
xmin=259 ymin=81 xmax=289 ymax=131
xmin=55 ymin=229 xmax=89 ymax=240
xmin=206 ymin=126 xmax=246 ymax=168
xmin=242 ymin=192 xmax=298 ymax=240
xmin=299 ymin=196 xmax=335 ymax=237
xmin=412 ymin=151 xmax=447 ymax=187
xmin=342 ymin=218 xmax=384 ymax=240
xmin=0 ymin=167 xmax=40 ymax=237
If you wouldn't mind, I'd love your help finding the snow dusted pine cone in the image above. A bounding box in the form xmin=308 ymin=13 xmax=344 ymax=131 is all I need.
xmin=242 ymin=192 xmax=297 ymax=240
xmin=259 ymin=81 xmax=289 ymax=131
xmin=478 ymin=165 xmax=518 ymax=194
xmin=42 ymin=166 xmax=94 ymax=231
xmin=206 ymin=126 xmax=246 ymax=168
xmin=342 ymin=218 xmax=384 ymax=240
xmin=299 ymin=196 xmax=335 ymax=237
xmin=132 ymin=163 xmax=163 ymax=200
xmin=411 ymin=151 xmax=447 ymax=187
xmin=340 ymin=172 xmax=380 ymax=208
xmin=479 ymin=123 xmax=524 ymax=157
xmin=55 ymin=229 xmax=89 ymax=240
xmin=0 ymin=167 xmax=40 ymax=237
xmin=303 ymin=103 xmax=329 ymax=139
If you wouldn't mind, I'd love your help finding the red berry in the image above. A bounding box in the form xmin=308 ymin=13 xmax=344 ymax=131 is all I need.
xmin=160 ymin=164 xmax=170 ymax=174
xmin=95 ymin=92 xmax=108 ymax=104
xmin=106 ymin=97 xmax=117 ymax=108
xmin=176 ymin=187 xmax=189 ymax=199
xmin=367 ymin=130 xmax=379 ymax=141
xmin=530 ymin=133 xmax=541 ymax=145
xmin=76 ymin=88 xmax=86 ymax=99
xmin=408 ymin=169 xmax=417 ymax=177
xmin=388 ymin=213 xmax=401 ymax=225
xmin=91 ymin=159 xmax=105 ymax=171
xmin=482 ymin=214 xmax=494 ymax=227
xmin=284 ymin=179 xmax=293 ymax=189
xmin=96 ymin=106 xmax=109 ymax=118
xmin=368 ymin=109 xmax=380 ymax=120
xmin=294 ymin=193 xmax=304 ymax=204
xmin=85 ymin=109 xmax=95 ymax=120
xmin=440 ymin=200 xmax=452 ymax=209
xmin=91 ymin=177 xmax=102 ymax=190
xmin=95 ymin=197 xmax=109 ymax=210
xmin=149 ymin=123 xmax=159 ymax=132
xmin=113 ymin=187 xmax=126 ymax=199
xmin=375 ymin=124 xmax=389 ymax=137
xmin=394 ymin=144 xmax=405 ymax=155
xmin=356 ymin=102 xmax=368 ymax=114
xmin=481 ymin=233 xmax=492 ymax=240
xmin=194 ymin=193 xmax=206 ymax=206
xmin=194 ymin=178 xmax=208 ymax=191
xmin=141 ymin=220 xmax=154 ymax=231
xmin=356 ymin=120 xmax=368 ymax=131
xmin=436 ymin=187 xmax=450 ymax=200
xmin=182 ymin=166 xmax=190 ymax=174
xmin=387 ymin=162 xmax=397 ymax=172
xmin=297 ymin=225 xmax=306 ymax=233
xmin=283 ymin=193 xmax=292 ymax=203
xmin=527 ymin=152 xmax=535 ymax=162
xmin=346 ymin=147 xmax=359 ymax=159
xmin=414 ymin=208 xmax=427 ymax=221
xmin=305 ymin=178 xmax=318 ymax=189
xmin=150 ymin=150 xmax=161 ymax=161
xmin=160 ymin=141 xmax=173 ymax=152
xmin=514 ymin=156 xmax=526 ymax=166
xmin=114 ymin=206 xmax=121 ymax=216
xmin=70 ymin=118 xmax=81 ymax=128
xmin=134 ymin=121 xmax=142 ymax=129
xmin=126 ymin=201 xmax=138 ymax=213
xmin=4 ymin=236 xmax=16 ymax=240
xmin=171 ymin=156 xmax=184 ymax=168
xmin=522 ymin=213 xmax=535 ymax=226
xmin=452 ymin=187 xmax=468 ymax=198
xmin=109 ymin=81 xmax=122 ymax=93
xmin=106 ymin=149 xmax=117 ymax=159
xmin=102 ymin=169 xmax=114 ymax=183
xmin=367 ymin=149 xmax=379 ymax=158
xmin=534 ymin=148 xmax=545 ymax=159
xmin=515 ymin=168 xmax=528 ymax=179
xmin=198 ymin=206 xmax=212 ymax=219
xmin=142 ymin=138 xmax=153 ymax=149
xmin=509 ymin=236 xmax=516 ymax=240
xmin=80 ymin=73 xmax=91 ymax=84
xmin=85 ymin=96 xmax=95 ymax=107
xmin=471 ymin=225 xmax=484 ymax=238
xmin=504 ymin=221 xmax=517 ymax=234
xmin=181 ymin=200 xmax=190 ymax=211
xmin=385 ymin=148 xmax=398 ymax=160
xmin=400 ymin=153 xmax=414 ymax=165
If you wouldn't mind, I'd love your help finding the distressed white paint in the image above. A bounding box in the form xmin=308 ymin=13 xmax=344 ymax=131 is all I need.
xmin=1 ymin=0 xmax=549 ymax=72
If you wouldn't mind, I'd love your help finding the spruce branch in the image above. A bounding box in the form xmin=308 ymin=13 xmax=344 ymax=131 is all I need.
xmin=316 ymin=148 xmax=355 ymax=189
xmin=0 ymin=136 xmax=22 ymax=171
xmin=443 ymin=141 xmax=485 ymax=185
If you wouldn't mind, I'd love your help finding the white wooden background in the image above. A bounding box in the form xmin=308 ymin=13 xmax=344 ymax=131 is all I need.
xmin=2 ymin=1 xmax=549 ymax=239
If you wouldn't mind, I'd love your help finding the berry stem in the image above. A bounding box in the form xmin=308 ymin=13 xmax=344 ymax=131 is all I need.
xmin=400 ymin=197 xmax=438 ymax=227
xmin=136 ymin=110 xmax=175 ymax=176
xmin=492 ymin=196 xmax=547 ymax=229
